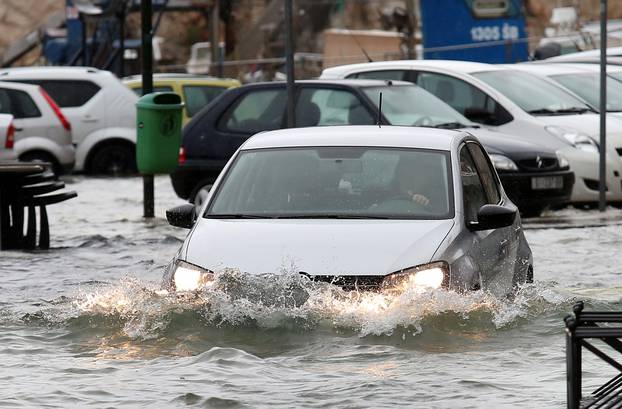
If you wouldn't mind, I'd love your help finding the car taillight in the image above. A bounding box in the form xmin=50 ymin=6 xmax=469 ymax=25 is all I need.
xmin=179 ymin=146 xmax=186 ymax=164
xmin=5 ymin=122 xmax=14 ymax=149
xmin=39 ymin=87 xmax=71 ymax=132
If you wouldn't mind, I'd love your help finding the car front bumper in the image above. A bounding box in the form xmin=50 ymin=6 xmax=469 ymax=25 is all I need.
xmin=499 ymin=170 xmax=575 ymax=210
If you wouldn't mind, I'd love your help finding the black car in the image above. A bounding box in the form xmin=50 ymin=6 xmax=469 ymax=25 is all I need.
xmin=172 ymin=80 xmax=574 ymax=216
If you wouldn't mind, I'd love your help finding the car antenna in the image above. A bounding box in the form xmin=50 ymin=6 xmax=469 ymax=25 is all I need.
xmin=377 ymin=92 xmax=383 ymax=128
xmin=347 ymin=29 xmax=373 ymax=62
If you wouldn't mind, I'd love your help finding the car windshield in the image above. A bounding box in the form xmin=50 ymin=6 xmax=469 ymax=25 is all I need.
xmin=549 ymin=73 xmax=622 ymax=112
xmin=472 ymin=70 xmax=593 ymax=115
xmin=183 ymin=85 xmax=229 ymax=117
xmin=206 ymin=146 xmax=453 ymax=220
xmin=363 ymin=85 xmax=475 ymax=128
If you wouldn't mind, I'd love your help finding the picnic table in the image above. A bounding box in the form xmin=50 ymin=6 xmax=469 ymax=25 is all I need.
xmin=0 ymin=162 xmax=77 ymax=250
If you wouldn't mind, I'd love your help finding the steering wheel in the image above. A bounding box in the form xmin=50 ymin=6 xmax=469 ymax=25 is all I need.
xmin=413 ymin=116 xmax=432 ymax=126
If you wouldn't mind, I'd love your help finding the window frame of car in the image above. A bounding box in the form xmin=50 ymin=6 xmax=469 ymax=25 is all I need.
xmin=458 ymin=140 xmax=503 ymax=224
xmin=7 ymin=79 xmax=102 ymax=108
xmin=348 ymin=68 xmax=513 ymax=127
xmin=0 ymin=87 xmax=42 ymax=119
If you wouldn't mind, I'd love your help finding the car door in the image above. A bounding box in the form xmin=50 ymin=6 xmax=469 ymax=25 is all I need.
xmin=460 ymin=142 xmax=516 ymax=293
xmin=413 ymin=71 xmax=513 ymax=126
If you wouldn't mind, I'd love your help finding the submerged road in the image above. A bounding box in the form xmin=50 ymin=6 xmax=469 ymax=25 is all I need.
xmin=0 ymin=176 xmax=621 ymax=408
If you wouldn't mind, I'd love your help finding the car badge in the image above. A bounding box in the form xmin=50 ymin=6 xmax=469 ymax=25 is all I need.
xmin=536 ymin=156 xmax=543 ymax=168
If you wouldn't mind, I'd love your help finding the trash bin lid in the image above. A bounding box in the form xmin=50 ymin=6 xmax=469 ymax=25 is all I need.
xmin=136 ymin=92 xmax=184 ymax=110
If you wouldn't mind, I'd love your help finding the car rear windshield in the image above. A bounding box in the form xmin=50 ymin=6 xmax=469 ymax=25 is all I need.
xmin=206 ymin=146 xmax=453 ymax=220
xmin=362 ymin=85 xmax=473 ymax=128
xmin=472 ymin=70 xmax=592 ymax=115
xmin=550 ymin=73 xmax=622 ymax=112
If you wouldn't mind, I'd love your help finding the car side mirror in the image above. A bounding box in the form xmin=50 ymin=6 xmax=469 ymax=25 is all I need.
xmin=464 ymin=107 xmax=496 ymax=125
xmin=166 ymin=204 xmax=196 ymax=229
xmin=468 ymin=204 xmax=516 ymax=231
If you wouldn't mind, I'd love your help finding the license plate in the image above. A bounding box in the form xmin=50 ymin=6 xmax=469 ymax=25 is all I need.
xmin=531 ymin=176 xmax=563 ymax=190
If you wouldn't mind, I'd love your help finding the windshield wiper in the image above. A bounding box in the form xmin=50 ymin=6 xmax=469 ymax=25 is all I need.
xmin=207 ymin=214 xmax=276 ymax=219
xmin=433 ymin=122 xmax=480 ymax=129
xmin=273 ymin=214 xmax=392 ymax=219
xmin=528 ymin=107 xmax=592 ymax=115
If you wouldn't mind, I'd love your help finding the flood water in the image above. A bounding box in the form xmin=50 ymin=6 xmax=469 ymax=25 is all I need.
xmin=1 ymin=176 xmax=622 ymax=408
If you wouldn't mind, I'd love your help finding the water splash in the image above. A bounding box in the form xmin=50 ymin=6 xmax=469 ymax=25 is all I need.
xmin=27 ymin=271 xmax=572 ymax=340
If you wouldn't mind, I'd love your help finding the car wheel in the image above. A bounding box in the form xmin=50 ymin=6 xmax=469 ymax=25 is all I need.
xmin=88 ymin=142 xmax=137 ymax=176
xmin=20 ymin=151 xmax=62 ymax=175
xmin=191 ymin=182 xmax=213 ymax=214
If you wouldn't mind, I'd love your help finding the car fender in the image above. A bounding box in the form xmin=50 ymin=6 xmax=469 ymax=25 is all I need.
xmin=14 ymin=136 xmax=73 ymax=163
xmin=76 ymin=127 xmax=136 ymax=170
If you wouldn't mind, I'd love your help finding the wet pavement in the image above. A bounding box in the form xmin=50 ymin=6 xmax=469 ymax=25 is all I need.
xmin=1 ymin=176 xmax=621 ymax=408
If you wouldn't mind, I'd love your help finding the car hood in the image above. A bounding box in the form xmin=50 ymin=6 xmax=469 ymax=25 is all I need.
xmin=183 ymin=218 xmax=455 ymax=276
xmin=464 ymin=127 xmax=557 ymax=158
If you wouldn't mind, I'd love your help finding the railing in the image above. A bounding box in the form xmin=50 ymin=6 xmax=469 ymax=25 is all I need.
xmin=566 ymin=301 xmax=622 ymax=409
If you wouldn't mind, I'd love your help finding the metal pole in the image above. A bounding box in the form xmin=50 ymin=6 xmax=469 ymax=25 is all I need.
xmin=211 ymin=0 xmax=220 ymax=77
xmin=80 ymin=14 xmax=87 ymax=65
xmin=141 ymin=0 xmax=154 ymax=218
xmin=405 ymin=0 xmax=416 ymax=59
xmin=285 ymin=0 xmax=295 ymax=127
xmin=119 ymin=6 xmax=125 ymax=78
xmin=599 ymin=0 xmax=607 ymax=212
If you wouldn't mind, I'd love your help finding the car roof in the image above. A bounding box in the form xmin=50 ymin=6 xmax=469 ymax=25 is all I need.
xmin=0 ymin=80 xmax=44 ymax=93
xmin=240 ymin=125 xmax=466 ymax=151
xmin=547 ymin=47 xmax=622 ymax=61
xmin=239 ymin=79 xmax=413 ymax=89
xmin=321 ymin=60 xmax=499 ymax=77
xmin=511 ymin=63 xmax=602 ymax=76
xmin=0 ymin=66 xmax=103 ymax=77
xmin=122 ymin=74 xmax=240 ymax=86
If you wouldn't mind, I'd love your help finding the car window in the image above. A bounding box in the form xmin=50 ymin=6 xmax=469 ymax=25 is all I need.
xmin=550 ymin=73 xmax=622 ymax=112
xmin=467 ymin=142 xmax=501 ymax=204
xmin=16 ymin=80 xmax=101 ymax=108
xmin=183 ymin=85 xmax=228 ymax=117
xmin=131 ymin=85 xmax=174 ymax=96
xmin=460 ymin=145 xmax=488 ymax=223
xmin=207 ymin=147 xmax=453 ymax=219
xmin=416 ymin=71 xmax=511 ymax=125
xmin=296 ymin=88 xmax=374 ymax=126
xmin=219 ymin=89 xmax=286 ymax=134
xmin=0 ymin=88 xmax=41 ymax=118
xmin=347 ymin=70 xmax=408 ymax=81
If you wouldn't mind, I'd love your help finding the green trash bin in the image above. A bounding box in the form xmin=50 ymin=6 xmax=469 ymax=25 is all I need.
xmin=136 ymin=92 xmax=184 ymax=174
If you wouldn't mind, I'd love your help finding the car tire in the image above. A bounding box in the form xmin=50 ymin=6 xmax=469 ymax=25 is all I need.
xmin=20 ymin=151 xmax=62 ymax=175
xmin=88 ymin=142 xmax=137 ymax=176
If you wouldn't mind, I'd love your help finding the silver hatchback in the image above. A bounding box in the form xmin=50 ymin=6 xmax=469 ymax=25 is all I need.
xmin=166 ymin=126 xmax=533 ymax=296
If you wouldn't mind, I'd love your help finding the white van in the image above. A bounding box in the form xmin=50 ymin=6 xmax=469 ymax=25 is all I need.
xmin=0 ymin=67 xmax=138 ymax=174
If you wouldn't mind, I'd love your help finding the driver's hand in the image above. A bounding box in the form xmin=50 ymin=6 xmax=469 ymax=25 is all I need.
xmin=410 ymin=193 xmax=430 ymax=207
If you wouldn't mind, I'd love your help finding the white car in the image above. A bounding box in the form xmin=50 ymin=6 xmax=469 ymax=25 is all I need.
xmin=321 ymin=60 xmax=622 ymax=204
xmin=0 ymin=81 xmax=74 ymax=173
xmin=511 ymin=63 xmax=622 ymax=118
xmin=0 ymin=114 xmax=16 ymax=162
xmin=546 ymin=47 xmax=622 ymax=63
xmin=164 ymin=126 xmax=532 ymax=297
xmin=0 ymin=67 xmax=138 ymax=174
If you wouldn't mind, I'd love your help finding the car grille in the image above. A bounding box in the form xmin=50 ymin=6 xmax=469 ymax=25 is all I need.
xmin=517 ymin=157 xmax=558 ymax=171
xmin=302 ymin=273 xmax=385 ymax=291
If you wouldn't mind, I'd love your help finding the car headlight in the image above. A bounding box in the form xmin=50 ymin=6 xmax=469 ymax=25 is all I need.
xmin=489 ymin=154 xmax=519 ymax=171
xmin=381 ymin=261 xmax=449 ymax=291
xmin=172 ymin=260 xmax=214 ymax=292
xmin=556 ymin=152 xmax=570 ymax=169
xmin=545 ymin=125 xmax=599 ymax=153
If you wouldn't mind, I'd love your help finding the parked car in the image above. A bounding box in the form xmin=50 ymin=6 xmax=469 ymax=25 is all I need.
xmin=0 ymin=80 xmax=74 ymax=173
xmin=511 ymin=63 xmax=622 ymax=118
xmin=173 ymin=80 xmax=574 ymax=216
xmin=320 ymin=60 xmax=622 ymax=205
xmin=123 ymin=73 xmax=240 ymax=125
xmin=0 ymin=67 xmax=138 ymax=174
xmin=545 ymin=47 xmax=622 ymax=63
xmin=0 ymin=114 xmax=16 ymax=162
xmin=164 ymin=126 xmax=533 ymax=296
